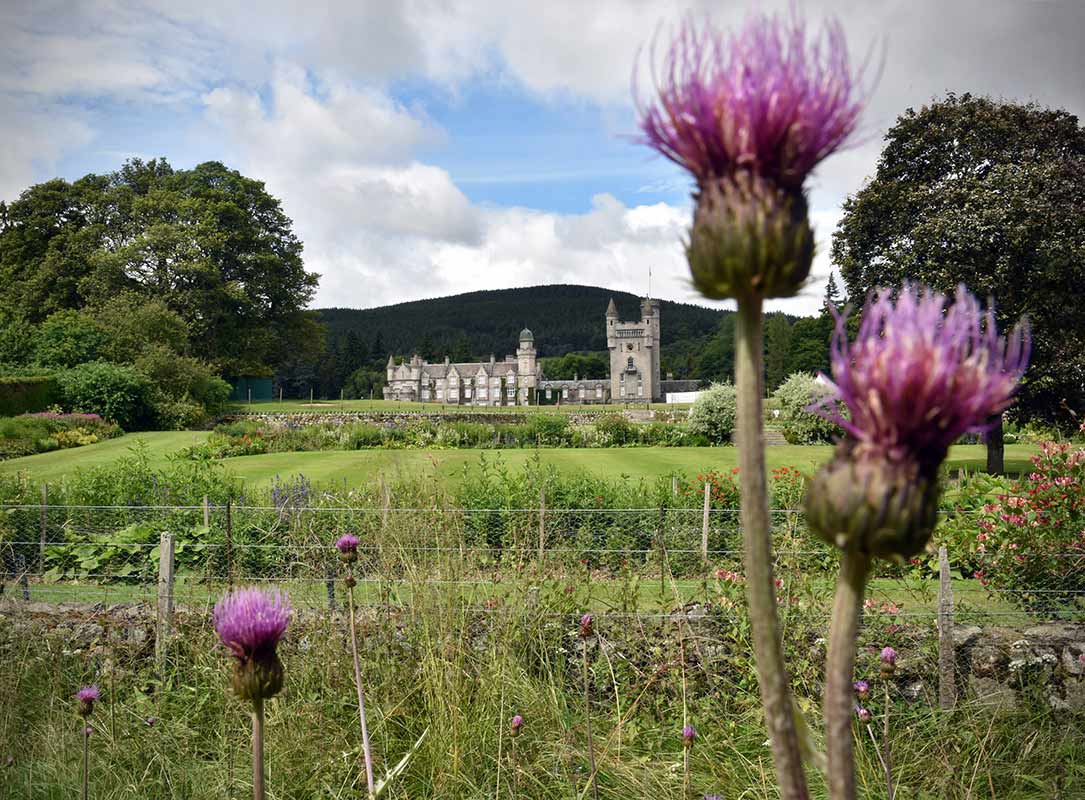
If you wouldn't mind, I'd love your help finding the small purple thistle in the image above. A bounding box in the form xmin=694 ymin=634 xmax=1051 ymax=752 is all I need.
xmin=510 ymin=714 xmax=523 ymax=737
xmin=76 ymin=686 xmax=99 ymax=717
xmin=637 ymin=12 xmax=869 ymax=191
xmin=853 ymin=680 xmax=870 ymax=701
xmin=578 ymin=612 xmax=593 ymax=638
xmin=812 ymin=284 xmax=1029 ymax=473
xmin=880 ymin=647 xmax=897 ymax=665
xmin=854 ymin=705 xmax=872 ymax=723
xmin=213 ymin=588 xmax=290 ymax=662
xmin=682 ymin=724 xmax=697 ymax=746
xmin=335 ymin=534 xmax=359 ymax=553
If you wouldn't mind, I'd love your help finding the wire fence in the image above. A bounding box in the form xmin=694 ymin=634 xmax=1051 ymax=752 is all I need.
xmin=1 ymin=501 xmax=1082 ymax=625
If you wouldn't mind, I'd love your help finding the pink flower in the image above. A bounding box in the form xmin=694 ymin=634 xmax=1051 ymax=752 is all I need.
xmin=213 ymin=588 xmax=290 ymax=662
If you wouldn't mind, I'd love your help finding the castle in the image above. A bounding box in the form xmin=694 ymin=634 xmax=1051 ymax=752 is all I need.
xmin=383 ymin=298 xmax=665 ymax=405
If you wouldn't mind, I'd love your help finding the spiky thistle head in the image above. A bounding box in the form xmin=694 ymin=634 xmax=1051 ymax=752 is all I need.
xmin=806 ymin=284 xmax=1029 ymax=559
xmin=853 ymin=680 xmax=870 ymax=701
xmin=213 ymin=588 xmax=291 ymax=702
xmin=682 ymin=724 xmax=697 ymax=746
xmin=75 ymin=686 xmax=99 ymax=717
xmin=578 ymin=612 xmax=593 ymax=638
xmin=336 ymin=533 xmax=360 ymax=563
xmin=510 ymin=714 xmax=523 ymax=737
xmin=636 ymin=12 xmax=869 ymax=300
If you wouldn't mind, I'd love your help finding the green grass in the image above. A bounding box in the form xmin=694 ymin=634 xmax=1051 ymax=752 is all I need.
xmin=0 ymin=436 xmax=1040 ymax=489
xmin=0 ymin=431 xmax=211 ymax=483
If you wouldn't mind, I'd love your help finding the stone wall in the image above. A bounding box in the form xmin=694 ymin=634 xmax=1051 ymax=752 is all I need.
xmin=219 ymin=409 xmax=689 ymax=428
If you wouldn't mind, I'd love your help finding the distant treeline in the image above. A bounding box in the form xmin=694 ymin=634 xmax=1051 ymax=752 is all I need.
xmin=277 ymin=283 xmax=841 ymax=400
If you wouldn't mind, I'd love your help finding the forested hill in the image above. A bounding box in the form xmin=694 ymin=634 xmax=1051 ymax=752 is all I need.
xmin=316 ymin=285 xmax=726 ymax=359
xmin=285 ymin=283 xmax=834 ymax=399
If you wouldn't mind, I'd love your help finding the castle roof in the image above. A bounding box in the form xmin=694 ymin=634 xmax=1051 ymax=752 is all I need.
xmin=519 ymin=328 xmax=533 ymax=342
xmin=606 ymin=298 xmax=618 ymax=316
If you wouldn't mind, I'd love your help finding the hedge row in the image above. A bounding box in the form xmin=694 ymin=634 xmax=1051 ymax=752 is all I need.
xmin=0 ymin=376 xmax=59 ymax=416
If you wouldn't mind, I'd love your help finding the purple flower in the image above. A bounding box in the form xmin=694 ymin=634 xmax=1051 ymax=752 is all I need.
xmin=853 ymin=680 xmax=869 ymax=701
xmin=682 ymin=724 xmax=697 ymax=746
xmin=578 ymin=612 xmax=593 ymax=638
xmin=82 ymin=726 xmax=93 ymax=737
xmin=213 ymin=588 xmax=291 ymax=703
xmin=510 ymin=714 xmax=523 ymax=737
xmin=814 ymin=284 xmax=1029 ymax=474
xmin=335 ymin=534 xmax=359 ymax=553
xmin=880 ymin=647 xmax=897 ymax=666
xmin=854 ymin=705 xmax=872 ymax=723
xmin=213 ymin=588 xmax=291 ymax=661
xmin=76 ymin=685 xmax=99 ymax=717
xmin=637 ymin=12 xmax=868 ymax=190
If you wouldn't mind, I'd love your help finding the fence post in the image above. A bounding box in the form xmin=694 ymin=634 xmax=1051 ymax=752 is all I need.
xmin=658 ymin=505 xmax=666 ymax=594
xmin=156 ymin=532 xmax=175 ymax=670
xmin=202 ymin=495 xmax=210 ymax=529
xmin=538 ymin=488 xmax=546 ymax=565
xmin=671 ymin=475 xmax=678 ymax=497
xmin=701 ymin=482 xmax=711 ymax=563
xmin=938 ymin=545 xmax=956 ymax=710
xmin=39 ymin=483 xmax=48 ymax=574
xmin=225 ymin=500 xmax=234 ymax=589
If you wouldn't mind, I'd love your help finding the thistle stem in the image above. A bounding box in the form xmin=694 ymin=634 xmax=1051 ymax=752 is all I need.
xmin=81 ymin=725 xmax=89 ymax=800
xmin=582 ymin=645 xmax=599 ymax=800
xmin=735 ymin=296 xmax=809 ymax=800
xmin=251 ymin=698 xmax=264 ymax=800
xmin=825 ymin=549 xmax=870 ymax=800
xmin=883 ymin=682 xmax=894 ymax=800
xmin=348 ymin=583 xmax=376 ymax=800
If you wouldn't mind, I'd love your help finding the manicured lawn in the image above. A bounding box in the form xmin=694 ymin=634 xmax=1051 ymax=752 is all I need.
xmin=0 ymin=431 xmax=211 ymax=483
xmin=0 ymin=433 xmax=1038 ymax=489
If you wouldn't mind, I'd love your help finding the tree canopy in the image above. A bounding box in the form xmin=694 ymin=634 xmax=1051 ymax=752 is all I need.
xmin=832 ymin=94 xmax=1085 ymax=424
xmin=0 ymin=158 xmax=319 ymax=374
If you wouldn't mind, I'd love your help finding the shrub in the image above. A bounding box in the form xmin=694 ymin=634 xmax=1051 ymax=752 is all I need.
xmin=33 ymin=310 xmax=111 ymax=368
xmin=526 ymin=414 xmax=571 ymax=446
xmin=688 ymin=382 xmax=738 ymax=445
xmin=134 ymin=346 xmax=232 ymax=428
xmin=594 ymin=414 xmax=636 ymax=446
xmin=958 ymin=442 xmax=1085 ymax=613
xmin=57 ymin=362 xmax=153 ymax=429
xmin=772 ymin=373 xmax=840 ymax=444
xmin=0 ymin=375 xmax=59 ymax=416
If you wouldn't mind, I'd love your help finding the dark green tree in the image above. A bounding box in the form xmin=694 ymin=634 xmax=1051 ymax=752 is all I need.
xmin=832 ymin=93 xmax=1085 ymax=470
xmin=821 ymin=272 xmax=844 ymax=315
xmin=695 ymin=316 xmax=736 ymax=382
xmin=0 ymin=158 xmax=319 ymax=374
xmin=764 ymin=313 xmax=794 ymax=392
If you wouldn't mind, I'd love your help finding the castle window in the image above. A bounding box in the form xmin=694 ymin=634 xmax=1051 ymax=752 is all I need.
xmin=436 ymin=388 xmax=444 ymax=400
xmin=546 ymin=388 xmax=552 ymax=399
xmin=637 ymin=382 xmax=644 ymax=397
xmin=596 ymin=386 xmax=602 ymax=398
xmin=562 ymin=387 xmax=569 ymax=399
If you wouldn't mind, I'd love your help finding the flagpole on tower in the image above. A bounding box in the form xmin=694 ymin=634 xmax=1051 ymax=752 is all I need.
xmin=648 ymin=265 xmax=652 ymax=299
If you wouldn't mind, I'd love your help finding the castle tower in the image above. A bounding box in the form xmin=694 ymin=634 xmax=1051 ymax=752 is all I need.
xmin=607 ymin=298 xmax=662 ymax=402
xmin=516 ymin=328 xmax=537 ymax=404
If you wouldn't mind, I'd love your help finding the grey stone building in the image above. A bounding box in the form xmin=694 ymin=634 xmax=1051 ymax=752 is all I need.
xmin=606 ymin=297 xmax=662 ymax=402
xmin=383 ymin=297 xmax=670 ymax=405
xmin=383 ymin=329 xmax=539 ymax=405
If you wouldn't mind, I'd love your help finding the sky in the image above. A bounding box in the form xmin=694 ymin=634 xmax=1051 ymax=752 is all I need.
xmin=2 ymin=0 xmax=1083 ymax=317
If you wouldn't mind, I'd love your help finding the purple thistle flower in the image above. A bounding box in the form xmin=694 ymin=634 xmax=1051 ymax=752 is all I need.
xmin=853 ymin=680 xmax=869 ymax=700
xmin=213 ymin=588 xmax=291 ymax=703
xmin=335 ymin=534 xmax=359 ymax=554
xmin=854 ymin=705 xmax=872 ymax=723
xmin=76 ymin=686 xmax=100 ymax=703
xmin=510 ymin=714 xmax=523 ymax=737
xmin=637 ymin=12 xmax=869 ymax=191
xmin=76 ymin=685 xmax=99 ymax=717
xmin=880 ymin=646 xmax=897 ymax=666
xmin=813 ymin=284 xmax=1029 ymax=474
xmin=578 ymin=612 xmax=593 ymax=638
xmin=213 ymin=588 xmax=291 ymax=661
xmin=82 ymin=726 xmax=93 ymax=737
xmin=682 ymin=724 xmax=697 ymax=746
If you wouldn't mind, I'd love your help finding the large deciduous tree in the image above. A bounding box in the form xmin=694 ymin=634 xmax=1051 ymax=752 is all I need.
xmin=0 ymin=158 xmax=319 ymax=374
xmin=832 ymin=94 xmax=1085 ymax=469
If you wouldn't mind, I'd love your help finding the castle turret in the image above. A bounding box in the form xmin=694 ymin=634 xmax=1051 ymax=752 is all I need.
xmin=608 ymin=297 xmax=662 ymax=402
xmin=516 ymin=328 xmax=537 ymax=403
xmin=386 ymin=354 xmax=395 ymax=380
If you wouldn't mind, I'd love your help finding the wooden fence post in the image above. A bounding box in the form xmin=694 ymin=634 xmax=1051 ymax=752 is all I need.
xmin=156 ymin=532 xmax=175 ymax=670
xmin=538 ymin=488 xmax=546 ymax=565
xmin=701 ymin=482 xmax=711 ymax=563
xmin=225 ymin=500 xmax=234 ymax=589
xmin=202 ymin=495 xmax=210 ymax=529
xmin=938 ymin=545 xmax=956 ymax=709
xmin=671 ymin=475 xmax=678 ymax=497
xmin=39 ymin=483 xmax=48 ymax=574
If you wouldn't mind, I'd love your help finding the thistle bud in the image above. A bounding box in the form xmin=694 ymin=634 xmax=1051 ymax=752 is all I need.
xmin=804 ymin=449 xmax=939 ymax=560
xmin=879 ymin=646 xmax=897 ymax=679
xmin=682 ymin=724 xmax=697 ymax=748
xmin=510 ymin=714 xmax=523 ymax=737
xmin=686 ymin=174 xmax=814 ymax=301
xmin=578 ymin=612 xmax=593 ymax=638
xmin=855 ymin=705 xmax=872 ymax=723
